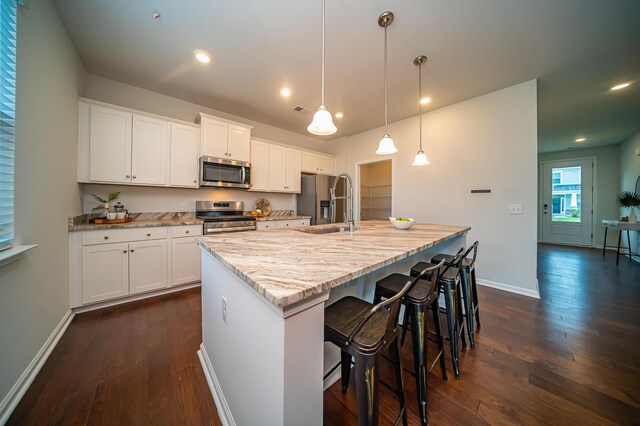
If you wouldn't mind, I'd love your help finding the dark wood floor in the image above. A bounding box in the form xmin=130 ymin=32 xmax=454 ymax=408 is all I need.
xmin=8 ymin=244 xmax=640 ymax=425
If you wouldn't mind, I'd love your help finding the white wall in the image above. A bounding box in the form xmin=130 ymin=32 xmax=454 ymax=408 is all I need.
xmin=0 ymin=0 xmax=85 ymax=415
xmin=337 ymin=80 xmax=539 ymax=297
xmin=538 ymin=145 xmax=620 ymax=247
xmin=81 ymin=184 xmax=295 ymax=214
xmin=619 ymin=129 xmax=640 ymax=255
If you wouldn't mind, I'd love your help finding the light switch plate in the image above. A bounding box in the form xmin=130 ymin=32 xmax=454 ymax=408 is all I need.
xmin=181 ymin=202 xmax=188 ymax=211
xmin=509 ymin=204 xmax=523 ymax=214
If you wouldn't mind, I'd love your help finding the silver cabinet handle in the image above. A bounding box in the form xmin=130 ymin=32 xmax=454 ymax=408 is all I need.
xmin=104 ymin=236 xmax=109 ymax=240
xmin=123 ymin=249 xmax=127 ymax=253
xmin=147 ymin=233 xmax=151 ymax=236
xmin=126 ymin=175 xmax=130 ymax=178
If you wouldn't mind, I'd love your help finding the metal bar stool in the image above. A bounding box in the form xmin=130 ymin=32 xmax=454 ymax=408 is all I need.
xmin=410 ymin=247 xmax=467 ymax=380
xmin=431 ymin=241 xmax=481 ymax=344
xmin=324 ymin=264 xmax=440 ymax=426
xmin=373 ymin=259 xmax=446 ymax=426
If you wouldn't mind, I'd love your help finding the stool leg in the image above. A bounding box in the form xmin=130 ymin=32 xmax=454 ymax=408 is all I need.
xmin=471 ymin=267 xmax=481 ymax=329
xmin=401 ymin=305 xmax=412 ymax=347
xmin=457 ymin=279 xmax=467 ymax=350
xmin=443 ymin=283 xmax=460 ymax=380
xmin=431 ymin=299 xmax=448 ymax=382
xmin=354 ymin=353 xmax=380 ymax=426
xmin=602 ymin=226 xmax=608 ymax=256
xmin=411 ymin=304 xmax=428 ymax=426
xmin=341 ymin=350 xmax=352 ymax=394
xmin=617 ymin=230 xmax=622 ymax=265
xmin=628 ymin=230 xmax=633 ymax=261
xmin=459 ymin=268 xmax=475 ymax=348
xmin=391 ymin=338 xmax=408 ymax=426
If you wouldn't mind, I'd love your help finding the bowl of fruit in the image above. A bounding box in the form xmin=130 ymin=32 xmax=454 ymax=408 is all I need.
xmin=389 ymin=217 xmax=415 ymax=230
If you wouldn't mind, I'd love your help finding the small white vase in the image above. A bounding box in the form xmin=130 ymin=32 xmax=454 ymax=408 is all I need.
xmin=629 ymin=207 xmax=638 ymax=224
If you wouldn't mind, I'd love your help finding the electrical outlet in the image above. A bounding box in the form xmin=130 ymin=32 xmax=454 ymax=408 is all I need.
xmin=181 ymin=202 xmax=188 ymax=211
xmin=509 ymin=204 xmax=523 ymax=215
xmin=222 ymin=296 xmax=228 ymax=323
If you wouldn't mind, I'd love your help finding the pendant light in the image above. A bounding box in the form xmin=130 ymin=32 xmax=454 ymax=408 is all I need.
xmin=307 ymin=0 xmax=337 ymax=136
xmin=375 ymin=11 xmax=398 ymax=155
xmin=412 ymin=55 xmax=430 ymax=166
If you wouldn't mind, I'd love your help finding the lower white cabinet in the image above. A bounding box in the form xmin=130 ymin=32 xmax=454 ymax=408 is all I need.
xmin=129 ymin=240 xmax=168 ymax=294
xmin=81 ymin=242 xmax=129 ymax=304
xmin=171 ymin=236 xmax=201 ymax=286
xmin=257 ymin=218 xmax=310 ymax=231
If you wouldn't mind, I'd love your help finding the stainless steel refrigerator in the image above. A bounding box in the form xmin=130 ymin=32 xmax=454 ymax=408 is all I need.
xmin=297 ymin=175 xmax=345 ymax=225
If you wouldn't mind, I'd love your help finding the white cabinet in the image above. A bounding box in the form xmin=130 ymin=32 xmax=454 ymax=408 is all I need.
xmin=171 ymin=237 xmax=201 ymax=286
xmin=89 ymin=105 xmax=132 ymax=183
xmin=131 ymin=114 xmax=168 ymax=185
xmin=275 ymin=218 xmax=310 ymax=229
xmin=256 ymin=221 xmax=276 ymax=231
xmin=301 ymin=151 xmax=335 ymax=175
xmin=250 ymin=139 xmax=270 ymax=191
xmin=81 ymin=242 xmax=129 ymax=304
xmin=170 ymin=123 xmax=200 ymax=187
xmin=197 ymin=113 xmax=252 ymax=162
xmin=269 ymin=146 xmax=301 ymax=193
xmin=286 ymin=149 xmax=302 ymax=192
xmin=129 ymin=239 xmax=169 ymax=294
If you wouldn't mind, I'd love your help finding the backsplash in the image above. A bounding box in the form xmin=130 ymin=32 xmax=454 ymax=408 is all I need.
xmin=80 ymin=184 xmax=297 ymax=214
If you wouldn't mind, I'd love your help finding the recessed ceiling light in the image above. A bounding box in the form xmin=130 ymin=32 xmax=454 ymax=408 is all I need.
xmin=334 ymin=112 xmax=344 ymax=119
xmin=280 ymin=88 xmax=292 ymax=97
xmin=610 ymin=82 xmax=630 ymax=91
xmin=194 ymin=50 xmax=210 ymax=64
xmin=575 ymin=137 xmax=586 ymax=142
xmin=420 ymin=97 xmax=431 ymax=105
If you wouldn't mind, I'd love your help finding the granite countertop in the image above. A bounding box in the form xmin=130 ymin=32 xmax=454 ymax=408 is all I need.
xmin=197 ymin=220 xmax=470 ymax=308
xmin=255 ymin=215 xmax=311 ymax=222
xmin=68 ymin=212 xmax=203 ymax=232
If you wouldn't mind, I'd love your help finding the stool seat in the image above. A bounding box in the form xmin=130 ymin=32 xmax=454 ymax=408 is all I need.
xmin=376 ymin=273 xmax=435 ymax=303
xmin=325 ymin=296 xmax=391 ymax=353
xmin=411 ymin=262 xmax=459 ymax=283
xmin=431 ymin=253 xmax=474 ymax=270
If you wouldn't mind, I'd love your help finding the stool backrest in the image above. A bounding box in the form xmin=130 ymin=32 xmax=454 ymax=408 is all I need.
xmin=463 ymin=241 xmax=479 ymax=263
xmin=346 ymin=260 xmax=446 ymax=348
xmin=440 ymin=247 xmax=465 ymax=277
xmin=408 ymin=258 xmax=446 ymax=304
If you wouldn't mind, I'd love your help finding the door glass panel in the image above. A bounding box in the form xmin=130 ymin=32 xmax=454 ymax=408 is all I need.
xmin=551 ymin=166 xmax=581 ymax=223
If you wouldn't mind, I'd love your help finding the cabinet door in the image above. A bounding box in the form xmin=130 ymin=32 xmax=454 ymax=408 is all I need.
xmin=201 ymin=117 xmax=228 ymax=158
xmin=129 ymin=240 xmax=168 ymax=295
xmin=250 ymin=139 xmax=270 ymax=191
xmin=301 ymin=152 xmax=318 ymax=174
xmin=171 ymin=237 xmax=201 ymax=286
xmin=285 ymin=149 xmax=302 ymax=193
xmin=89 ymin=106 xmax=132 ymax=183
xmin=317 ymin=155 xmax=336 ymax=176
xmin=170 ymin=123 xmax=200 ymax=187
xmin=132 ymin=114 xmax=168 ymax=185
xmin=81 ymin=243 xmax=129 ymax=304
xmin=228 ymin=125 xmax=251 ymax=162
xmin=269 ymin=145 xmax=287 ymax=191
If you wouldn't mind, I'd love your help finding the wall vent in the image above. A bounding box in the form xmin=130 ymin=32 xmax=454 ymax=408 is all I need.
xmin=292 ymin=105 xmax=310 ymax=113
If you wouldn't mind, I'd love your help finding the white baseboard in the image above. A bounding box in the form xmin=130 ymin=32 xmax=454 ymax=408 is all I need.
xmin=198 ymin=344 xmax=236 ymax=426
xmin=0 ymin=310 xmax=75 ymax=425
xmin=477 ymin=278 xmax=540 ymax=299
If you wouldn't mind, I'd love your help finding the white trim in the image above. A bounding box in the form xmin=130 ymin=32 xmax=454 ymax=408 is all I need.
xmin=477 ymin=278 xmax=540 ymax=299
xmin=0 ymin=244 xmax=37 ymax=269
xmin=0 ymin=310 xmax=75 ymax=424
xmin=72 ymin=282 xmax=200 ymax=313
xmin=355 ymin=157 xmax=395 ymax=221
xmin=198 ymin=344 xmax=236 ymax=426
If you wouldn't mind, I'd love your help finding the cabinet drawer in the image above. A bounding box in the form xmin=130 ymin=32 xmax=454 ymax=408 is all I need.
xmin=82 ymin=227 xmax=169 ymax=246
xmin=170 ymin=225 xmax=203 ymax=238
xmin=275 ymin=219 xmax=310 ymax=229
xmin=256 ymin=221 xmax=276 ymax=231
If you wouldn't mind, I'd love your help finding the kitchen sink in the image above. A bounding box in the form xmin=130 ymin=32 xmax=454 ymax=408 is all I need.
xmin=296 ymin=226 xmax=349 ymax=234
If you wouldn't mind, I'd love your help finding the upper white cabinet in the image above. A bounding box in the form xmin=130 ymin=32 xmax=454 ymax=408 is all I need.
xmin=196 ymin=113 xmax=252 ymax=162
xmin=89 ymin=106 xmax=132 ymax=183
xmin=250 ymin=139 xmax=270 ymax=192
xmin=131 ymin=114 xmax=168 ymax=185
xmin=170 ymin=123 xmax=200 ymax=187
xmin=301 ymin=151 xmax=336 ymax=175
xmin=269 ymin=145 xmax=301 ymax=193
xmin=286 ymin=149 xmax=302 ymax=192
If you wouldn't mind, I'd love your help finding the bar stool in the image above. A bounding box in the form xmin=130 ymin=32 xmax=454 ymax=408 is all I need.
xmin=373 ymin=259 xmax=446 ymax=426
xmin=410 ymin=247 xmax=467 ymax=380
xmin=431 ymin=241 xmax=481 ymax=344
xmin=324 ymin=263 xmax=440 ymax=426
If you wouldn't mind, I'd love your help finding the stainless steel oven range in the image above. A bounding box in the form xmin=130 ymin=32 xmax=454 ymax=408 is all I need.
xmin=196 ymin=201 xmax=256 ymax=234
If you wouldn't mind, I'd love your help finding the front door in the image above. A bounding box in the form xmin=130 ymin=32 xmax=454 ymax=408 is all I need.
xmin=541 ymin=159 xmax=593 ymax=246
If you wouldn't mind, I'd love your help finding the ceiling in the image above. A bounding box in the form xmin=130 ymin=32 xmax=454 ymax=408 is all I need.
xmin=52 ymin=0 xmax=640 ymax=153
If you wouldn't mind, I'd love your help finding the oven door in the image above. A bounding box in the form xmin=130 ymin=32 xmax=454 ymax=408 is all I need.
xmin=200 ymin=156 xmax=251 ymax=189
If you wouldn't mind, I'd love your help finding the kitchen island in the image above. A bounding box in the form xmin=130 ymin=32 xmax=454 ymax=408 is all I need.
xmin=197 ymin=221 xmax=470 ymax=426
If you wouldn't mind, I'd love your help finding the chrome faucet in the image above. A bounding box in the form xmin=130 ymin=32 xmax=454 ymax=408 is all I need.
xmin=330 ymin=173 xmax=355 ymax=232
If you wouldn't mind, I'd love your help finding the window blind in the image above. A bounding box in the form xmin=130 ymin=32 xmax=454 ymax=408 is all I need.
xmin=0 ymin=0 xmax=16 ymax=251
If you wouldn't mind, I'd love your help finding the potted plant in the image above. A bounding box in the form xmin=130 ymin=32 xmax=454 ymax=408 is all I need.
xmin=616 ymin=191 xmax=640 ymax=223
xmin=92 ymin=192 xmax=121 ymax=218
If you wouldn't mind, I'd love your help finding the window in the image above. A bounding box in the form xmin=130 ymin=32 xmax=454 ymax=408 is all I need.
xmin=0 ymin=0 xmax=16 ymax=251
xmin=551 ymin=166 xmax=582 ymax=223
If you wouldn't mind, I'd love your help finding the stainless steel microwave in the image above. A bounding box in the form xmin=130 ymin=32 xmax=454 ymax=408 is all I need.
xmin=200 ymin=156 xmax=251 ymax=189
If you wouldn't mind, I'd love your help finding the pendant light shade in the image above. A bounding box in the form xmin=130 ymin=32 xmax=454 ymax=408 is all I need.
xmin=376 ymin=11 xmax=397 ymax=155
xmin=308 ymin=0 xmax=336 ymax=136
xmin=412 ymin=55 xmax=430 ymax=166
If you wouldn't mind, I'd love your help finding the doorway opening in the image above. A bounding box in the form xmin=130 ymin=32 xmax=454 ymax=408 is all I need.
xmin=359 ymin=160 xmax=392 ymax=221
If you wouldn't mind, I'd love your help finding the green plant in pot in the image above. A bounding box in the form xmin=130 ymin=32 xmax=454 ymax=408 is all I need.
xmin=616 ymin=191 xmax=640 ymax=223
xmin=92 ymin=192 xmax=121 ymax=216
